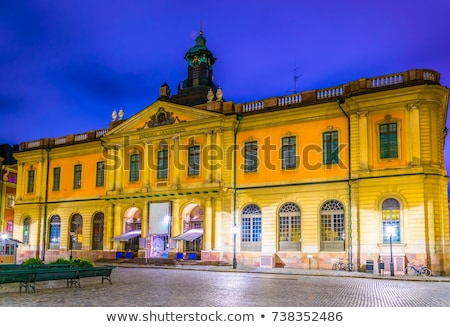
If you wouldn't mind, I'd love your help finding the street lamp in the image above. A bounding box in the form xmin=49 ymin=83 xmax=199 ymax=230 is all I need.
xmin=386 ymin=225 xmax=395 ymax=276
xmin=70 ymin=232 xmax=75 ymax=261
xmin=232 ymin=224 xmax=239 ymax=269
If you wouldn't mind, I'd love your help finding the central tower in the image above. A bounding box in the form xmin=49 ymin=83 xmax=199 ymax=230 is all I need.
xmin=171 ymin=29 xmax=218 ymax=106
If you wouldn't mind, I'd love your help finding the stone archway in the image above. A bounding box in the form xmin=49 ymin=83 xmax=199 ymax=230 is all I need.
xmin=174 ymin=203 xmax=204 ymax=257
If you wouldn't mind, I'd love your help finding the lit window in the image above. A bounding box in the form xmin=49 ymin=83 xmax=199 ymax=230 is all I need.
xmin=323 ymin=131 xmax=339 ymax=165
xmin=380 ymin=123 xmax=398 ymax=159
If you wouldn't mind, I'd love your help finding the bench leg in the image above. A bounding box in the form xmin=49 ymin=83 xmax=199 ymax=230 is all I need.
xmin=20 ymin=281 xmax=35 ymax=293
xmin=102 ymin=276 xmax=112 ymax=284
xmin=67 ymin=278 xmax=81 ymax=288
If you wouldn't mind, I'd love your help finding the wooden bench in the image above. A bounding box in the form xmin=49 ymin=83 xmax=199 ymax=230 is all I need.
xmin=0 ymin=266 xmax=115 ymax=293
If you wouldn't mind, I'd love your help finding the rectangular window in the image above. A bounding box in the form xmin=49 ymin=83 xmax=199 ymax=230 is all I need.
xmin=282 ymin=136 xmax=297 ymax=169
xmin=323 ymin=131 xmax=339 ymax=165
xmin=96 ymin=161 xmax=105 ymax=187
xmin=73 ymin=164 xmax=82 ymax=189
xmin=244 ymin=141 xmax=258 ymax=172
xmin=188 ymin=145 xmax=201 ymax=176
xmin=27 ymin=169 xmax=35 ymax=193
xmin=157 ymin=149 xmax=168 ymax=179
xmin=52 ymin=167 xmax=61 ymax=191
xmin=129 ymin=154 xmax=140 ymax=182
xmin=380 ymin=123 xmax=398 ymax=159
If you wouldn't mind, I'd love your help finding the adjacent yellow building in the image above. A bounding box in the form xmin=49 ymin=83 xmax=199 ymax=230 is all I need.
xmin=11 ymin=31 xmax=450 ymax=275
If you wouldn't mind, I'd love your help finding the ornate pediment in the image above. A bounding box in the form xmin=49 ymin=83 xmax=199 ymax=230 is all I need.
xmin=141 ymin=107 xmax=185 ymax=129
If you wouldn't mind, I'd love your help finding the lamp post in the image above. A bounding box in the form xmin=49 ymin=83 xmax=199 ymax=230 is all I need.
xmin=232 ymin=224 xmax=238 ymax=269
xmin=70 ymin=232 xmax=75 ymax=261
xmin=387 ymin=225 xmax=395 ymax=276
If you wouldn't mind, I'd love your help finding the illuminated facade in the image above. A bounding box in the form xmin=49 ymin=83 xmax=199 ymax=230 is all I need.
xmin=11 ymin=31 xmax=450 ymax=275
xmin=0 ymin=144 xmax=18 ymax=263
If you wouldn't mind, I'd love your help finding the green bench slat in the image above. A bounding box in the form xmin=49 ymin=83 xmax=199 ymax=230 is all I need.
xmin=0 ymin=266 xmax=115 ymax=293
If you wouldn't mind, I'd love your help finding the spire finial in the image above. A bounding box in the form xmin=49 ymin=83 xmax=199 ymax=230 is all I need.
xmin=199 ymin=19 xmax=203 ymax=35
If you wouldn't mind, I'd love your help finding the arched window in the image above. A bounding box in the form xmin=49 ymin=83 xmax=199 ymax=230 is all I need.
xmin=49 ymin=215 xmax=61 ymax=249
xmin=70 ymin=214 xmax=83 ymax=250
xmin=278 ymin=202 xmax=301 ymax=251
xmin=382 ymin=198 xmax=400 ymax=243
xmin=92 ymin=213 xmax=104 ymax=250
xmin=23 ymin=218 xmax=30 ymax=244
xmin=241 ymin=204 xmax=262 ymax=251
xmin=320 ymin=200 xmax=345 ymax=251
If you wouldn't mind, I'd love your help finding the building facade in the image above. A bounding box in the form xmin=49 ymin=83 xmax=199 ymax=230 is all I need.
xmin=11 ymin=31 xmax=450 ymax=275
xmin=1 ymin=144 xmax=18 ymax=263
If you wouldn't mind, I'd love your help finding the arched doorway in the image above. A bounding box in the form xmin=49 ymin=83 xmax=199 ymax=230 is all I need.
xmin=111 ymin=207 xmax=142 ymax=256
xmin=173 ymin=203 xmax=204 ymax=259
xmin=123 ymin=207 xmax=141 ymax=253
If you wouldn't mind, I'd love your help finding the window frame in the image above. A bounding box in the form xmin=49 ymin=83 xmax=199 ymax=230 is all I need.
xmin=278 ymin=202 xmax=302 ymax=251
xmin=379 ymin=122 xmax=399 ymax=159
xmin=52 ymin=167 xmax=61 ymax=191
xmin=27 ymin=169 xmax=35 ymax=193
xmin=244 ymin=141 xmax=258 ymax=173
xmin=129 ymin=153 xmax=141 ymax=182
xmin=281 ymin=136 xmax=297 ymax=169
xmin=323 ymin=130 xmax=339 ymax=165
xmin=73 ymin=164 xmax=82 ymax=189
xmin=96 ymin=161 xmax=105 ymax=187
xmin=157 ymin=149 xmax=168 ymax=179
xmin=320 ymin=200 xmax=345 ymax=252
xmin=188 ymin=145 xmax=201 ymax=176
xmin=382 ymin=198 xmax=401 ymax=243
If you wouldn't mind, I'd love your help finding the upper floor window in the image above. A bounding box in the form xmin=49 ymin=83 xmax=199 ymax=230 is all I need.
xmin=244 ymin=141 xmax=258 ymax=172
xmin=379 ymin=123 xmax=398 ymax=159
xmin=188 ymin=145 xmax=201 ymax=176
xmin=382 ymin=198 xmax=401 ymax=243
xmin=53 ymin=167 xmax=61 ymax=191
xmin=129 ymin=153 xmax=140 ymax=182
xmin=96 ymin=161 xmax=105 ymax=187
xmin=323 ymin=131 xmax=339 ymax=165
xmin=73 ymin=164 xmax=82 ymax=189
xmin=157 ymin=149 xmax=168 ymax=179
xmin=27 ymin=169 xmax=35 ymax=193
xmin=282 ymin=136 xmax=297 ymax=169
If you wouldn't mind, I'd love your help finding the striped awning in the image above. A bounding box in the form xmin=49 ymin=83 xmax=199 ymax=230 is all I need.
xmin=111 ymin=230 xmax=142 ymax=242
xmin=172 ymin=229 xmax=203 ymax=242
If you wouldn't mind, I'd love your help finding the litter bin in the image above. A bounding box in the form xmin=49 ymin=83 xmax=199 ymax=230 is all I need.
xmin=125 ymin=251 xmax=133 ymax=259
xmin=378 ymin=261 xmax=385 ymax=274
xmin=188 ymin=252 xmax=196 ymax=260
xmin=115 ymin=251 xmax=123 ymax=259
xmin=176 ymin=252 xmax=183 ymax=260
xmin=366 ymin=260 xmax=374 ymax=273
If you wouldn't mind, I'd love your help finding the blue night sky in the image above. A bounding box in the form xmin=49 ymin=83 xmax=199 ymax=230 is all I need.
xmin=1 ymin=1 xmax=450 ymax=169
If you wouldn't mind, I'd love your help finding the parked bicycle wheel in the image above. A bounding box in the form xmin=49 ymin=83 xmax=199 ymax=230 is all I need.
xmin=422 ymin=267 xmax=432 ymax=276
xmin=407 ymin=266 xmax=418 ymax=276
xmin=332 ymin=263 xmax=339 ymax=270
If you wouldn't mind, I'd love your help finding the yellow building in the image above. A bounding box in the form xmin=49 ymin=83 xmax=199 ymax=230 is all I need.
xmin=12 ymin=31 xmax=450 ymax=275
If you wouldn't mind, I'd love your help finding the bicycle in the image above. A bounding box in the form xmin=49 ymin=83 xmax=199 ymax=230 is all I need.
xmin=332 ymin=258 xmax=350 ymax=271
xmin=407 ymin=263 xmax=432 ymax=276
